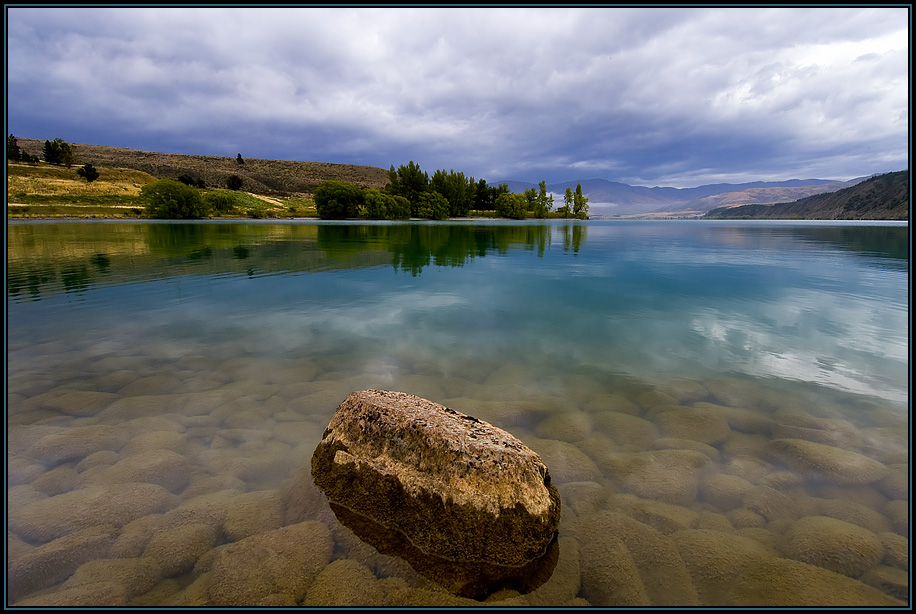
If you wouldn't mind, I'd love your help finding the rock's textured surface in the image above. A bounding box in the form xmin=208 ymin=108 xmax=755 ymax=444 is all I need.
xmin=766 ymin=438 xmax=889 ymax=486
xmin=8 ymin=525 xmax=120 ymax=602
xmin=28 ymin=424 xmax=126 ymax=465
xmin=7 ymin=483 xmax=178 ymax=543
xmin=572 ymin=510 xmax=699 ymax=606
xmin=62 ymin=557 xmax=163 ymax=600
xmin=310 ymin=390 xmax=561 ymax=596
xmin=603 ymin=449 xmax=709 ymax=505
xmin=672 ymin=529 xmax=776 ymax=606
xmin=724 ymin=557 xmax=906 ymax=607
xmin=784 ymin=516 xmax=885 ymax=578
xmin=207 ymin=521 xmax=331 ymax=606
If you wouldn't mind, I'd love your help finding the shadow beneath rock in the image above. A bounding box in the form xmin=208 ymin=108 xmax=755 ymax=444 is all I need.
xmin=328 ymin=501 xmax=559 ymax=600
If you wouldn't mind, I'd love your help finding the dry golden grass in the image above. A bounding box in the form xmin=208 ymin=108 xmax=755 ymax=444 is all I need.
xmin=8 ymin=138 xmax=387 ymax=218
xmin=7 ymin=164 xmax=155 ymax=197
xmin=15 ymin=138 xmax=389 ymax=197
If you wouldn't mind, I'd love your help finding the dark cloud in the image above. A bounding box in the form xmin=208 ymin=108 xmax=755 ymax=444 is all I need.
xmin=6 ymin=6 xmax=908 ymax=188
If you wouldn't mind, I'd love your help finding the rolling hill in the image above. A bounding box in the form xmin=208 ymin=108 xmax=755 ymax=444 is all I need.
xmin=703 ymin=170 xmax=909 ymax=220
xmin=14 ymin=138 xmax=389 ymax=196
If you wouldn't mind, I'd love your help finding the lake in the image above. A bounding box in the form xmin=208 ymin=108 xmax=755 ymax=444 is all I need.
xmin=7 ymin=219 xmax=909 ymax=606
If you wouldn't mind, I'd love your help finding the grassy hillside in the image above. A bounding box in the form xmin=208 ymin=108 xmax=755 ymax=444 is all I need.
xmin=15 ymin=138 xmax=389 ymax=194
xmin=686 ymin=180 xmax=858 ymax=212
xmin=8 ymin=138 xmax=390 ymax=219
xmin=704 ymin=171 xmax=909 ymax=220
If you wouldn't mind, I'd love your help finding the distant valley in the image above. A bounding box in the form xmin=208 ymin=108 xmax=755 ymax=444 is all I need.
xmin=499 ymin=177 xmax=867 ymax=217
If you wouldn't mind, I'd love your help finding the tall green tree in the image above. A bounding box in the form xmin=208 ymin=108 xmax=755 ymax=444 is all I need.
xmin=42 ymin=138 xmax=74 ymax=167
xmin=7 ymin=134 xmax=21 ymax=161
xmin=493 ymin=183 xmax=510 ymax=206
xmin=523 ymin=187 xmax=538 ymax=212
xmin=474 ymin=178 xmax=493 ymax=210
xmin=573 ymin=183 xmax=590 ymax=219
xmin=430 ymin=169 xmax=476 ymax=217
xmin=558 ymin=187 xmax=574 ymax=218
xmin=532 ymin=181 xmax=554 ymax=218
xmin=42 ymin=140 xmax=58 ymax=164
xmin=472 ymin=181 xmax=508 ymax=211
xmin=385 ymin=161 xmax=429 ymax=215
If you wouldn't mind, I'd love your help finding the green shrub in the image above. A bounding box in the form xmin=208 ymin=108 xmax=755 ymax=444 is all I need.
xmin=177 ymin=173 xmax=204 ymax=188
xmin=363 ymin=188 xmax=388 ymax=219
xmin=141 ymin=179 xmax=208 ymax=219
xmin=77 ymin=163 xmax=99 ymax=183
xmin=416 ymin=191 xmax=449 ymax=220
xmin=388 ymin=195 xmax=411 ymax=220
xmin=495 ymin=192 xmax=527 ymax=219
xmin=226 ymin=174 xmax=243 ymax=190
xmin=314 ymin=180 xmax=365 ymax=219
xmin=364 ymin=189 xmax=411 ymax=220
xmin=204 ymin=191 xmax=238 ymax=214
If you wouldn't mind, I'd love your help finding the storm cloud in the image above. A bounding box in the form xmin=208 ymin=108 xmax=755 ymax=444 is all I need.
xmin=6 ymin=6 xmax=909 ymax=187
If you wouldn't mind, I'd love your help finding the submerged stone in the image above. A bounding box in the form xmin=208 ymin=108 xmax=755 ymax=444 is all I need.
xmin=766 ymin=438 xmax=889 ymax=485
xmin=309 ymin=389 xmax=561 ymax=598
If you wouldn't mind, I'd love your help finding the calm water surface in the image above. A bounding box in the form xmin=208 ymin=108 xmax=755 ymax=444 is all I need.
xmin=7 ymin=220 xmax=909 ymax=606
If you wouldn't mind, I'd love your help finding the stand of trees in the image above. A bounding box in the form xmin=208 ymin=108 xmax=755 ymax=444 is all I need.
xmin=8 ymin=134 xmax=592 ymax=222
xmin=557 ymin=184 xmax=589 ymax=219
xmin=9 ymin=134 xmax=105 ymax=178
xmin=7 ymin=134 xmax=66 ymax=164
xmin=316 ymin=160 xmax=584 ymax=221
xmin=42 ymin=138 xmax=75 ymax=167
xmin=8 ymin=134 xmax=22 ymax=161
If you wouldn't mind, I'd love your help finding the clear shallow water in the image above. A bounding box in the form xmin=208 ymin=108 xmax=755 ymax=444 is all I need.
xmin=7 ymin=220 xmax=909 ymax=606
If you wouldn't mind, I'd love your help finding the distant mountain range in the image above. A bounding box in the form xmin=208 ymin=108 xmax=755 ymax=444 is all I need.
xmin=703 ymin=170 xmax=908 ymax=220
xmin=498 ymin=177 xmax=868 ymax=217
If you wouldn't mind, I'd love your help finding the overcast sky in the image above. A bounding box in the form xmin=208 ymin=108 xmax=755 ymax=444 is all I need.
xmin=6 ymin=6 xmax=909 ymax=187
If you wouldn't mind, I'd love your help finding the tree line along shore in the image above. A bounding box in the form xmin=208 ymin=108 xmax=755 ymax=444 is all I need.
xmin=7 ymin=136 xmax=590 ymax=221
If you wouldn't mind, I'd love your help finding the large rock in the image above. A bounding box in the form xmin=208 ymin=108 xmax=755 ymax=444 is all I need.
xmin=309 ymin=389 xmax=561 ymax=598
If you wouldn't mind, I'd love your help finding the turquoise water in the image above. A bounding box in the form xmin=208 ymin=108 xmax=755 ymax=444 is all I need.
xmin=7 ymin=220 xmax=909 ymax=606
